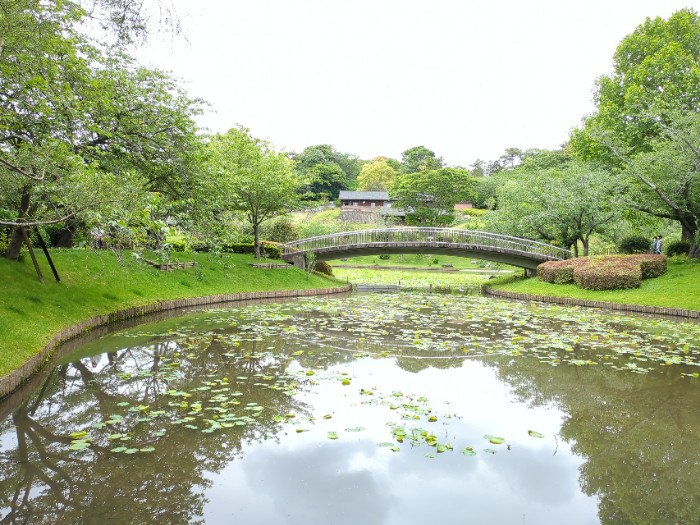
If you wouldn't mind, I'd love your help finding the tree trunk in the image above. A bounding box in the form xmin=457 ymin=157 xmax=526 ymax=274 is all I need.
xmin=55 ymin=223 xmax=76 ymax=248
xmin=581 ymin=237 xmax=590 ymax=256
xmin=6 ymin=188 xmax=31 ymax=260
xmin=253 ymin=223 xmax=261 ymax=258
xmin=681 ymin=222 xmax=699 ymax=258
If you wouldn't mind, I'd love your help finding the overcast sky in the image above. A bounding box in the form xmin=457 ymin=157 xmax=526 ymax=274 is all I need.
xmin=136 ymin=1 xmax=700 ymax=167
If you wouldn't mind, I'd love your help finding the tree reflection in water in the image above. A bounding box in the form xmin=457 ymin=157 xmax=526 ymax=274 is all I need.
xmin=0 ymin=294 xmax=699 ymax=525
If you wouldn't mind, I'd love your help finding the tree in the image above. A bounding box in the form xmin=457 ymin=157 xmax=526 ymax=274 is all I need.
xmin=293 ymin=144 xmax=358 ymax=200
xmin=572 ymin=8 xmax=700 ymax=160
xmin=617 ymin=112 xmax=700 ymax=257
xmin=390 ymin=168 xmax=475 ymax=226
xmin=400 ymin=146 xmax=444 ymax=173
xmin=570 ymin=8 xmax=700 ymax=255
xmin=205 ymin=127 xmax=302 ymax=258
xmin=485 ymin=161 xmax=619 ymax=256
xmin=0 ymin=0 xmax=202 ymax=259
xmin=499 ymin=147 xmax=524 ymax=169
xmin=356 ymin=158 xmax=399 ymax=192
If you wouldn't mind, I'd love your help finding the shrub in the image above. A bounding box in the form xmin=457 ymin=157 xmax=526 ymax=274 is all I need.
xmin=539 ymin=254 xmax=666 ymax=290
xmin=537 ymin=259 xmax=589 ymax=284
xmin=168 ymin=238 xmax=189 ymax=252
xmin=666 ymin=240 xmax=690 ymax=257
xmin=260 ymin=217 xmax=299 ymax=243
xmin=573 ymin=259 xmax=642 ymax=290
xmin=629 ymin=254 xmax=667 ymax=278
xmin=379 ymin=254 xmax=391 ymax=260
xmin=314 ymin=261 xmax=333 ymax=276
xmin=191 ymin=242 xmax=282 ymax=258
xmin=618 ymin=235 xmax=653 ymax=254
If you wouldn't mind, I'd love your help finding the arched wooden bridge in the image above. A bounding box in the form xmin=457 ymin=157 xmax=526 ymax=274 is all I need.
xmin=281 ymin=228 xmax=572 ymax=270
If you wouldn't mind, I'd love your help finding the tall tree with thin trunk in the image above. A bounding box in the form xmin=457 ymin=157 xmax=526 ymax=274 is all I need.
xmin=205 ymin=127 xmax=302 ymax=258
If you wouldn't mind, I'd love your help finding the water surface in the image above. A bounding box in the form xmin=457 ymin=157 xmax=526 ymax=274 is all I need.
xmin=1 ymin=293 xmax=699 ymax=524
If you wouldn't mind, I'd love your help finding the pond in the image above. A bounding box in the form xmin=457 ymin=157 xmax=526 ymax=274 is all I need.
xmin=1 ymin=293 xmax=699 ymax=524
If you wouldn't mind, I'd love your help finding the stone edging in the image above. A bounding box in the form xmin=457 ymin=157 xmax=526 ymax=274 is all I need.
xmin=482 ymin=286 xmax=700 ymax=320
xmin=0 ymin=285 xmax=352 ymax=399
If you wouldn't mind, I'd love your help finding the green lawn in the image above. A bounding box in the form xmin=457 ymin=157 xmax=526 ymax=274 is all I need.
xmin=329 ymin=253 xmax=514 ymax=270
xmin=0 ymin=249 xmax=340 ymax=378
xmin=490 ymin=258 xmax=700 ymax=310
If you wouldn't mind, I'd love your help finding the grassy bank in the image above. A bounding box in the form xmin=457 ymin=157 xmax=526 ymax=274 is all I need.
xmin=0 ymin=249 xmax=340 ymax=378
xmin=489 ymin=258 xmax=700 ymax=310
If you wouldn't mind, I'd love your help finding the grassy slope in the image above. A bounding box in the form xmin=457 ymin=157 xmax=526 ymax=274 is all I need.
xmin=0 ymin=249 xmax=340 ymax=377
xmin=490 ymin=258 xmax=700 ymax=310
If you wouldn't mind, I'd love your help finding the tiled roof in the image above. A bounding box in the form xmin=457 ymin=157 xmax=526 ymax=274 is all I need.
xmin=338 ymin=191 xmax=389 ymax=200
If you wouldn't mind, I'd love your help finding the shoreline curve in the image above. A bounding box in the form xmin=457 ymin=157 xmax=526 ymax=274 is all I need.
xmin=0 ymin=285 xmax=352 ymax=400
xmin=482 ymin=286 xmax=700 ymax=320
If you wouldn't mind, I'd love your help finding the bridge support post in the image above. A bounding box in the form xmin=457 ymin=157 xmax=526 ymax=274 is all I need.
xmin=524 ymin=268 xmax=536 ymax=278
xmin=290 ymin=254 xmax=306 ymax=270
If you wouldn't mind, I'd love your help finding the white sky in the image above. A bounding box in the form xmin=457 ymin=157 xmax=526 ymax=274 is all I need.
xmin=136 ymin=0 xmax=700 ymax=167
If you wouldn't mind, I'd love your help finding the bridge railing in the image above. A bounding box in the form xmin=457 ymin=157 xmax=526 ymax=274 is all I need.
xmin=282 ymin=228 xmax=572 ymax=260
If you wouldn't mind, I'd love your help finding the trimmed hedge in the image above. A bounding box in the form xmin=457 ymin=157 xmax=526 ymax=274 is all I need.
xmin=191 ymin=242 xmax=282 ymax=259
xmin=537 ymin=258 xmax=589 ymax=284
xmin=618 ymin=235 xmax=653 ymax=254
xmin=574 ymin=259 xmax=642 ymax=290
xmin=667 ymin=240 xmax=691 ymax=257
xmin=633 ymin=254 xmax=667 ymax=278
xmin=538 ymin=254 xmax=667 ymax=290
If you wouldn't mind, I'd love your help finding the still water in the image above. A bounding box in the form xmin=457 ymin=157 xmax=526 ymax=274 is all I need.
xmin=1 ymin=293 xmax=699 ymax=524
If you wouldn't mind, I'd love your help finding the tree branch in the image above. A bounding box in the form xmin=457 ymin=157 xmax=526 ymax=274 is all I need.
xmin=0 ymin=157 xmax=45 ymax=181
xmin=0 ymin=209 xmax=86 ymax=227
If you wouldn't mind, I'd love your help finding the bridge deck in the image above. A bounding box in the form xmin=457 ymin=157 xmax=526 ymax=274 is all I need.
xmin=281 ymin=228 xmax=571 ymax=270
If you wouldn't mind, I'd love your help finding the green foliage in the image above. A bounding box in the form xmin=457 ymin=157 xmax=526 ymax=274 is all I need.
xmin=391 ymin=168 xmax=476 ymax=226
xmin=569 ymin=10 xmax=700 ymax=257
xmin=400 ymin=146 xmax=444 ymax=173
xmin=203 ymin=126 xmax=301 ymax=258
xmin=0 ymin=0 xmax=203 ymax=259
xmin=667 ymin=240 xmax=691 ymax=257
xmin=618 ymin=235 xmax=653 ymax=254
xmin=356 ymin=158 xmax=399 ymax=191
xmin=485 ymin=159 xmax=618 ymax=255
xmin=260 ymin=216 xmax=299 ymax=243
xmin=191 ymin=242 xmax=281 ymax=259
xmin=294 ymin=144 xmax=359 ymax=200
xmin=314 ymin=261 xmax=333 ymax=276
xmin=294 ymin=209 xmax=359 ymax=238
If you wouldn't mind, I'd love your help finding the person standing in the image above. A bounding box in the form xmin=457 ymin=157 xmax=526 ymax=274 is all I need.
xmin=651 ymin=236 xmax=658 ymax=253
xmin=655 ymin=235 xmax=663 ymax=254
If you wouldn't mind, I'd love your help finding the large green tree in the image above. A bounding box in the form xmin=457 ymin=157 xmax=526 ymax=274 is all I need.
xmin=293 ymin=144 xmax=359 ymax=200
xmin=400 ymin=146 xmax=444 ymax=174
xmin=0 ymin=0 xmax=202 ymax=259
xmin=205 ymin=127 xmax=302 ymax=258
xmin=390 ymin=168 xmax=475 ymax=226
xmin=570 ymin=8 xmax=700 ymax=255
xmin=485 ymin=159 xmax=619 ymax=256
xmin=356 ymin=158 xmax=399 ymax=192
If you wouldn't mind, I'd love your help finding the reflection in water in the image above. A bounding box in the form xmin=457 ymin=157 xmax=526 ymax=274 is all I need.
xmin=0 ymin=293 xmax=699 ymax=524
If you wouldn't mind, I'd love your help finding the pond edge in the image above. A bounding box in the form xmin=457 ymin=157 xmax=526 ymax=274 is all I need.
xmin=0 ymin=285 xmax=352 ymax=400
xmin=482 ymin=286 xmax=700 ymax=320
